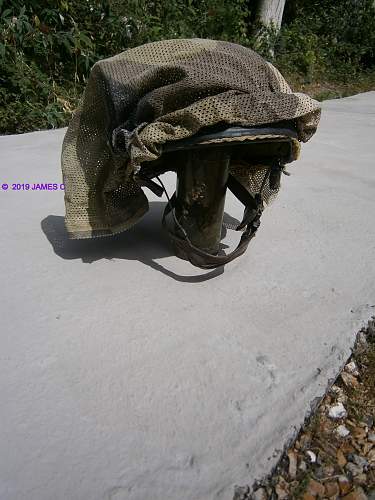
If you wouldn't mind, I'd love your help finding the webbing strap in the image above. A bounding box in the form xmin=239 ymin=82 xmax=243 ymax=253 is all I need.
xmin=160 ymin=173 xmax=265 ymax=269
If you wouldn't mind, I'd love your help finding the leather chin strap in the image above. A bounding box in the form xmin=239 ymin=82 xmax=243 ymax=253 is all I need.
xmin=136 ymin=161 xmax=284 ymax=269
xmin=160 ymin=172 xmax=267 ymax=270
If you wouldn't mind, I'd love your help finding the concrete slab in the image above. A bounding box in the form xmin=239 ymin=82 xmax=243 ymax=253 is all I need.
xmin=0 ymin=92 xmax=374 ymax=500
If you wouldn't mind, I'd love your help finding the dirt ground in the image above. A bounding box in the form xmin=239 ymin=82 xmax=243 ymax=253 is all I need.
xmin=288 ymin=74 xmax=375 ymax=102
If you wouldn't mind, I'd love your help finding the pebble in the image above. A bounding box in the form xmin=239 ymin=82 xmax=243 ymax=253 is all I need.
xmin=341 ymin=371 xmax=359 ymax=388
xmin=305 ymin=478 xmax=325 ymax=497
xmin=353 ymin=473 xmax=367 ymax=486
xmin=336 ymin=424 xmax=351 ymax=437
xmin=345 ymin=361 xmax=359 ymax=376
xmin=324 ymin=480 xmax=340 ymax=497
xmin=337 ymin=448 xmax=348 ymax=467
xmin=342 ymin=486 xmax=368 ymax=500
xmin=328 ymin=402 xmax=347 ymax=420
xmin=348 ymin=453 xmax=369 ymax=470
xmin=322 ymin=464 xmax=335 ymax=476
xmin=341 ymin=442 xmax=356 ymax=455
xmin=275 ymin=476 xmax=289 ymax=499
xmin=368 ymin=448 xmax=375 ymax=464
xmin=352 ymin=427 xmax=367 ymax=440
xmin=252 ymin=487 xmax=267 ymax=500
xmin=330 ymin=384 xmax=342 ymax=395
xmin=330 ymin=385 xmax=347 ymax=403
xmin=357 ymin=420 xmax=368 ymax=428
xmin=306 ymin=450 xmax=316 ymax=463
xmin=368 ymin=432 xmax=375 ymax=443
xmin=301 ymin=494 xmax=315 ymax=500
xmin=345 ymin=462 xmax=364 ymax=477
xmin=314 ymin=466 xmax=325 ymax=479
xmin=338 ymin=475 xmax=352 ymax=496
xmin=363 ymin=415 xmax=374 ymax=428
xmin=363 ymin=441 xmax=374 ymax=455
xmin=368 ymin=469 xmax=375 ymax=483
xmin=299 ymin=433 xmax=312 ymax=450
xmin=298 ymin=459 xmax=307 ymax=471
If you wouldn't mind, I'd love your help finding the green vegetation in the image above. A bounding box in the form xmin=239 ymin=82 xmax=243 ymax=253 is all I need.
xmin=1 ymin=0 xmax=375 ymax=134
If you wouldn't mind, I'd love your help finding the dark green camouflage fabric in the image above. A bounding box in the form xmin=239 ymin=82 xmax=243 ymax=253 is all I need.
xmin=61 ymin=38 xmax=321 ymax=239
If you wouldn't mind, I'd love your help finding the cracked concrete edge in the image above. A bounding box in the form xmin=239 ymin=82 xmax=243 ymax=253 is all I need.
xmin=233 ymin=315 xmax=375 ymax=499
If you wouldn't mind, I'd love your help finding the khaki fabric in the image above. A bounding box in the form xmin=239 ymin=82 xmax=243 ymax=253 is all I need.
xmin=61 ymin=38 xmax=321 ymax=239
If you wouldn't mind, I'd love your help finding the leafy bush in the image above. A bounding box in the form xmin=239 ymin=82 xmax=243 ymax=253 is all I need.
xmin=0 ymin=0 xmax=250 ymax=133
xmin=0 ymin=0 xmax=374 ymax=134
xmin=0 ymin=0 xmax=132 ymax=132
xmin=275 ymin=0 xmax=375 ymax=82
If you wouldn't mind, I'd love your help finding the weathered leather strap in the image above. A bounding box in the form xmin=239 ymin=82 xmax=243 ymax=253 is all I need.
xmin=161 ymin=174 xmax=263 ymax=269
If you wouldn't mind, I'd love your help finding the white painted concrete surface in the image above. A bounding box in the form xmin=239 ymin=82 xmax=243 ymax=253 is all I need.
xmin=0 ymin=92 xmax=374 ymax=500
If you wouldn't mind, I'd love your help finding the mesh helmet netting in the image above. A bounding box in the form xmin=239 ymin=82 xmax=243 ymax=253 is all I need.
xmin=61 ymin=38 xmax=321 ymax=239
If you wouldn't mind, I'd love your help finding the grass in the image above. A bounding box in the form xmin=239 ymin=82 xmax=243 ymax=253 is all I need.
xmin=287 ymin=71 xmax=375 ymax=101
